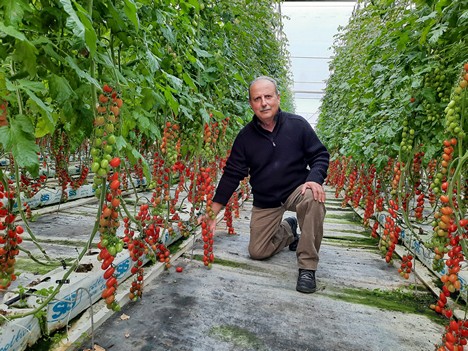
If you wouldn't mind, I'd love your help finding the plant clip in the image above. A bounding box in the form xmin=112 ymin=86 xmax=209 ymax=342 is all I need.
xmin=55 ymin=279 xmax=70 ymax=284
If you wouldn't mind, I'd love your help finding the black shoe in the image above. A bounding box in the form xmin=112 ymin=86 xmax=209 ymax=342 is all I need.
xmin=296 ymin=269 xmax=316 ymax=293
xmin=285 ymin=217 xmax=299 ymax=251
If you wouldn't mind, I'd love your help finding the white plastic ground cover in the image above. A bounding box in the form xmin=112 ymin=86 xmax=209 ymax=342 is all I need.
xmin=0 ymin=176 xmax=148 ymax=212
xmin=0 ymin=310 xmax=41 ymax=351
xmin=1 ymin=225 xmax=182 ymax=348
xmin=38 ymin=228 xmax=181 ymax=332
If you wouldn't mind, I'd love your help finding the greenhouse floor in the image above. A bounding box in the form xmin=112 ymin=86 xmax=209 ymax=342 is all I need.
xmin=28 ymin=186 xmax=444 ymax=351
xmin=9 ymin=187 xmax=448 ymax=351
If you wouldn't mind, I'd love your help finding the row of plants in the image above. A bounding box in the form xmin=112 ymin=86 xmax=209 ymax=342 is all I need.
xmin=317 ymin=0 xmax=467 ymax=350
xmin=0 ymin=0 xmax=292 ymax=331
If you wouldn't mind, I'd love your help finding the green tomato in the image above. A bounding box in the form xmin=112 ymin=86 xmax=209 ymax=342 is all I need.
xmin=101 ymin=238 xmax=109 ymax=248
xmin=94 ymin=138 xmax=102 ymax=147
xmin=105 ymin=123 xmax=115 ymax=133
xmin=104 ymin=145 xmax=113 ymax=154
xmin=116 ymin=242 xmax=123 ymax=253
xmin=107 ymin=245 xmax=117 ymax=256
xmin=98 ymin=168 xmax=108 ymax=177
xmin=91 ymin=162 xmax=100 ymax=173
xmin=107 ymin=134 xmax=116 ymax=145
xmin=101 ymin=159 xmax=109 ymax=169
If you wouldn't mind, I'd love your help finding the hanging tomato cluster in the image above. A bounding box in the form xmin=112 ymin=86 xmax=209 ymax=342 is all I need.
xmin=341 ymin=166 xmax=357 ymax=207
xmin=91 ymin=85 xmax=124 ymax=311
xmin=224 ymin=192 xmax=237 ymax=235
xmin=97 ymin=163 xmax=123 ymax=311
xmin=380 ymin=199 xmax=401 ymax=264
xmin=91 ymin=84 xmax=121 ymax=197
xmin=161 ymin=121 xmax=181 ymax=166
xmin=123 ymin=202 xmax=170 ymax=300
xmin=0 ymin=100 xmax=8 ymax=127
xmin=398 ymin=254 xmax=413 ymax=280
xmin=51 ymin=130 xmax=89 ymax=201
xmin=412 ymin=151 xmax=425 ymax=221
xmin=19 ymin=173 xmax=47 ymax=198
xmin=436 ymin=320 xmax=468 ymax=351
xmin=0 ymin=181 xmax=23 ymax=290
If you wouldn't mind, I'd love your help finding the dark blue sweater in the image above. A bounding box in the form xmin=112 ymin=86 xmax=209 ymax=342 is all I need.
xmin=213 ymin=109 xmax=330 ymax=208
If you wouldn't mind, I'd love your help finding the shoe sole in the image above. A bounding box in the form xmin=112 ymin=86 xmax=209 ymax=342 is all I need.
xmin=296 ymin=286 xmax=316 ymax=293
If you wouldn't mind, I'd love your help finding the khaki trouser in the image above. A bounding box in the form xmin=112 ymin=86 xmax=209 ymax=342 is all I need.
xmin=249 ymin=185 xmax=326 ymax=270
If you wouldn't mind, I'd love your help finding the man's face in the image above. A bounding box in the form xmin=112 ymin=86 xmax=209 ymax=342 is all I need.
xmin=249 ymin=79 xmax=280 ymax=122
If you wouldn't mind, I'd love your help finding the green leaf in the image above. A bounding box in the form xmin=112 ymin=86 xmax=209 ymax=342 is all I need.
xmin=20 ymin=87 xmax=54 ymax=127
xmin=12 ymin=41 xmax=38 ymax=76
xmin=49 ymin=74 xmax=76 ymax=104
xmin=179 ymin=105 xmax=193 ymax=121
xmin=2 ymin=0 xmax=29 ymax=26
xmin=11 ymin=79 xmax=46 ymax=94
xmin=115 ymin=135 xmax=127 ymax=152
xmin=421 ymin=87 xmax=436 ymax=102
xmin=123 ymin=0 xmax=139 ymax=30
xmin=193 ymin=46 xmax=212 ymax=58
xmin=435 ymin=0 xmax=450 ymax=13
xmin=106 ymin=0 xmax=125 ymax=32
xmin=35 ymin=111 xmax=59 ymax=138
xmin=10 ymin=117 xmax=40 ymax=176
xmin=59 ymin=0 xmax=85 ymax=39
xmin=125 ymin=146 xmax=150 ymax=181
xmin=73 ymin=1 xmax=97 ymax=56
xmin=397 ymin=32 xmax=409 ymax=51
xmin=14 ymin=114 xmax=35 ymax=134
xmin=136 ymin=113 xmax=150 ymax=131
xmin=419 ymin=18 xmax=436 ymax=45
xmin=164 ymin=90 xmax=179 ymax=115
xmin=161 ymin=25 xmax=175 ymax=44
xmin=0 ymin=22 xmax=27 ymax=41
xmin=163 ymin=72 xmax=183 ymax=90
xmin=428 ymin=24 xmax=447 ymax=44
xmin=415 ymin=11 xmax=437 ymax=23
xmin=0 ymin=72 xmax=7 ymax=93
xmin=459 ymin=10 xmax=468 ymax=24
xmin=43 ymin=44 xmax=65 ymax=63
xmin=145 ymin=49 xmax=160 ymax=74
xmin=95 ymin=53 xmax=127 ymax=84
xmin=199 ymin=108 xmax=211 ymax=123
xmin=182 ymin=72 xmax=198 ymax=91
xmin=65 ymin=56 xmax=101 ymax=88
xmin=187 ymin=0 xmax=200 ymax=11
xmin=0 ymin=126 xmax=11 ymax=149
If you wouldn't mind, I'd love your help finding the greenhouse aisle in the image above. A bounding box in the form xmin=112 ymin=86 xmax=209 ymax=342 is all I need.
xmin=69 ymin=187 xmax=445 ymax=351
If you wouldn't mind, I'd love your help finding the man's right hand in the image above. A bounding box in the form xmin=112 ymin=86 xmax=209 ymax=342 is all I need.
xmin=197 ymin=201 xmax=224 ymax=233
xmin=198 ymin=213 xmax=217 ymax=233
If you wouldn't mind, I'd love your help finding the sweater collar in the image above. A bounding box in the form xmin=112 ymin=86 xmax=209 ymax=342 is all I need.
xmin=253 ymin=108 xmax=282 ymax=131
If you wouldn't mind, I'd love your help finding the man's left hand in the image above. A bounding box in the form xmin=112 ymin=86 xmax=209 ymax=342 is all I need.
xmin=301 ymin=181 xmax=326 ymax=203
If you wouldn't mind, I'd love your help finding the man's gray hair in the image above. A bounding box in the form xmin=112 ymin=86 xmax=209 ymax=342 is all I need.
xmin=249 ymin=76 xmax=280 ymax=100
